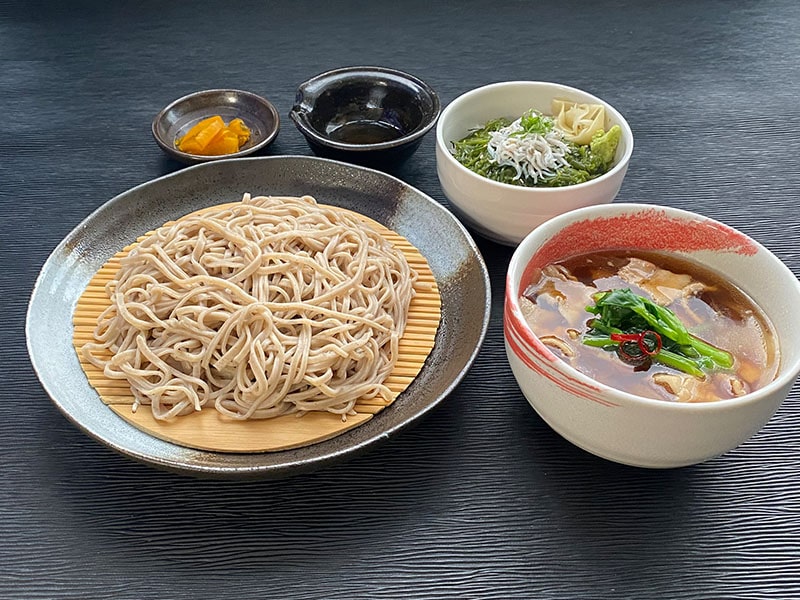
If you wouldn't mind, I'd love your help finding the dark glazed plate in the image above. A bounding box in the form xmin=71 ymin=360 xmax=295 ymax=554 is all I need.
xmin=290 ymin=66 xmax=440 ymax=167
xmin=152 ymin=89 xmax=280 ymax=164
xmin=26 ymin=156 xmax=490 ymax=479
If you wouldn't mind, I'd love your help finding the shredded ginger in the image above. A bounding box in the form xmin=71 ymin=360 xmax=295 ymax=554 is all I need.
xmin=486 ymin=117 xmax=571 ymax=184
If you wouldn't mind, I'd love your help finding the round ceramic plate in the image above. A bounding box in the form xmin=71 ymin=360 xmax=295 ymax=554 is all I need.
xmin=26 ymin=156 xmax=491 ymax=479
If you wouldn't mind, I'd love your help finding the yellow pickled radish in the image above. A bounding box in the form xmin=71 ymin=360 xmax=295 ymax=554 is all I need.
xmin=204 ymin=130 xmax=240 ymax=155
xmin=176 ymin=115 xmax=250 ymax=155
xmin=228 ymin=118 xmax=251 ymax=145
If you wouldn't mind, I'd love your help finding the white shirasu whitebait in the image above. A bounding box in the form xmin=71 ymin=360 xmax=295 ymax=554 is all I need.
xmin=487 ymin=117 xmax=571 ymax=183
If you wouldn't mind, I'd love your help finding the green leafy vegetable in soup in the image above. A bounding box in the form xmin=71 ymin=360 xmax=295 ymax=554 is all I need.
xmin=451 ymin=100 xmax=621 ymax=188
xmin=583 ymin=288 xmax=734 ymax=378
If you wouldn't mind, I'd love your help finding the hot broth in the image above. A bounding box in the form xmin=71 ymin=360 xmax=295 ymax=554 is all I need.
xmin=521 ymin=251 xmax=779 ymax=402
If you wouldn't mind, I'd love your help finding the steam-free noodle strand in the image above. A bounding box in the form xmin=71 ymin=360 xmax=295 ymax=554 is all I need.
xmin=81 ymin=194 xmax=416 ymax=421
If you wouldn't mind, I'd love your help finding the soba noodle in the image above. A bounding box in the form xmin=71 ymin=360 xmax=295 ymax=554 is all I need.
xmin=81 ymin=194 xmax=416 ymax=421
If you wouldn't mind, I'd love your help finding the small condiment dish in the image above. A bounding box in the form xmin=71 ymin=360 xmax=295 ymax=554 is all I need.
xmin=152 ymin=89 xmax=280 ymax=164
xmin=436 ymin=81 xmax=633 ymax=246
xmin=289 ymin=66 xmax=440 ymax=167
xmin=504 ymin=203 xmax=800 ymax=468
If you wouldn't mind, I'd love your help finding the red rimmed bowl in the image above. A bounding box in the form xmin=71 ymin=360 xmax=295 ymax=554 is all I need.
xmin=504 ymin=203 xmax=800 ymax=468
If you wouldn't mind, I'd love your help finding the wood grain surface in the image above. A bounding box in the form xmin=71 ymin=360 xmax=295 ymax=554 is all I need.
xmin=3 ymin=0 xmax=800 ymax=599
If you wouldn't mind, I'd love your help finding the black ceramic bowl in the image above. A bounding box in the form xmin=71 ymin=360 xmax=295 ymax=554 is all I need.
xmin=290 ymin=66 xmax=440 ymax=167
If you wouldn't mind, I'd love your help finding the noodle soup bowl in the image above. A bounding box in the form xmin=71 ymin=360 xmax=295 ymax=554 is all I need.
xmin=504 ymin=203 xmax=800 ymax=468
xmin=436 ymin=81 xmax=633 ymax=246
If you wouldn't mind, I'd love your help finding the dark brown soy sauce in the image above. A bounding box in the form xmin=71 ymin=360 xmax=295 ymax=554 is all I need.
xmin=326 ymin=120 xmax=404 ymax=144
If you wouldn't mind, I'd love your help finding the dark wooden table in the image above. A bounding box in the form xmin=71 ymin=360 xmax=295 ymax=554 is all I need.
xmin=3 ymin=1 xmax=800 ymax=598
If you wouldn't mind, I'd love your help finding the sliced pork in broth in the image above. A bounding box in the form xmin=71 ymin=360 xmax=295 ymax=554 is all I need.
xmin=521 ymin=251 xmax=779 ymax=402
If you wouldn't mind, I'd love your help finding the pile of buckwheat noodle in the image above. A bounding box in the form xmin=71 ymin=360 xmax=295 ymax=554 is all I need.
xmin=81 ymin=194 xmax=416 ymax=421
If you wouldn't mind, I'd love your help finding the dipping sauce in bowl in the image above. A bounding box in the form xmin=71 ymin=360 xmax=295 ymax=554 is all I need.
xmin=290 ymin=66 xmax=440 ymax=167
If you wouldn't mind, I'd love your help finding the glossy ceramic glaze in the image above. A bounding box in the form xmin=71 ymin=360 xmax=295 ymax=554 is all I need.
xmin=152 ymin=89 xmax=280 ymax=164
xmin=436 ymin=81 xmax=633 ymax=246
xmin=504 ymin=203 xmax=800 ymax=468
xmin=290 ymin=66 xmax=440 ymax=167
xmin=27 ymin=156 xmax=490 ymax=478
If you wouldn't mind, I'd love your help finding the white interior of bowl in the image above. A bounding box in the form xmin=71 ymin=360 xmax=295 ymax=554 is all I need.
xmin=436 ymin=81 xmax=634 ymax=191
xmin=506 ymin=203 xmax=800 ymax=411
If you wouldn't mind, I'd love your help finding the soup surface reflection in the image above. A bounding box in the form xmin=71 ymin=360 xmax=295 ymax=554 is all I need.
xmin=521 ymin=251 xmax=779 ymax=402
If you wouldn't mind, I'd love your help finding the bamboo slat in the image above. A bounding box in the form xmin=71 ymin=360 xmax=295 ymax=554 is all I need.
xmin=72 ymin=201 xmax=441 ymax=453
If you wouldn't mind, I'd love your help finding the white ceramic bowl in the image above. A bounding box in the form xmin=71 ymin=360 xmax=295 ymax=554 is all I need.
xmin=436 ymin=81 xmax=633 ymax=246
xmin=504 ymin=203 xmax=800 ymax=468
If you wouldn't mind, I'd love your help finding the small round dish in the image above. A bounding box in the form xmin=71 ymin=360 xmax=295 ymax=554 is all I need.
xmin=152 ymin=89 xmax=280 ymax=164
xmin=289 ymin=66 xmax=440 ymax=167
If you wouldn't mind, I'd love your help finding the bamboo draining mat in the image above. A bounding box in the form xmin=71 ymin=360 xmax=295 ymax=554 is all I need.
xmin=72 ymin=201 xmax=440 ymax=453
